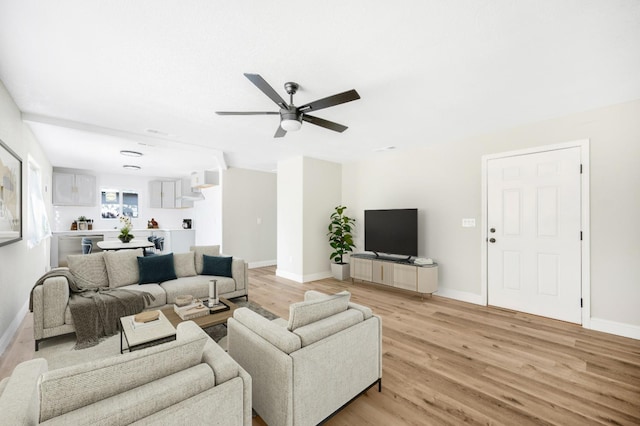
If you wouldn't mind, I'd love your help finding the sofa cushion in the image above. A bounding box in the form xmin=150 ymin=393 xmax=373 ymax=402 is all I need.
xmin=292 ymin=309 xmax=364 ymax=347
xmin=233 ymin=308 xmax=301 ymax=354
xmin=287 ymin=292 xmax=351 ymax=331
xmin=160 ymin=275 xmax=236 ymax=304
xmin=67 ymin=253 xmax=109 ymax=289
xmin=304 ymin=290 xmax=373 ymax=319
xmin=174 ymin=251 xmax=197 ymax=278
xmin=39 ymin=322 xmax=209 ymax=421
xmin=202 ymin=255 xmax=233 ymax=278
xmin=191 ymin=245 xmax=221 ymax=274
xmin=42 ymin=364 xmax=215 ymax=425
xmin=118 ymin=283 xmax=167 ymax=308
xmin=104 ymin=248 xmax=144 ymax=288
xmin=137 ymin=253 xmax=177 ymax=284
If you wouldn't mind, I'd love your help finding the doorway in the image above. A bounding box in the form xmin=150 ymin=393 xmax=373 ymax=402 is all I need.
xmin=481 ymin=141 xmax=590 ymax=325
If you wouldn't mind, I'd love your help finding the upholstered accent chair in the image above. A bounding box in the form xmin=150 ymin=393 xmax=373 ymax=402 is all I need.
xmin=0 ymin=321 xmax=252 ymax=425
xmin=228 ymin=290 xmax=382 ymax=426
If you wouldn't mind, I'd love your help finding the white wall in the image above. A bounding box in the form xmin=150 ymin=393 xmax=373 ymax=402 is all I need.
xmin=194 ymin=185 xmax=221 ymax=246
xmin=0 ymin=81 xmax=52 ymax=355
xmin=277 ymin=157 xmax=304 ymax=279
xmin=277 ymin=157 xmax=341 ymax=282
xmin=51 ymin=171 xmax=195 ymax=232
xmin=221 ymin=168 xmax=277 ymax=266
xmin=302 ymin=158 xmax=342 ymax=279
xmin=343 ymin=99 xmax=640 ymax=338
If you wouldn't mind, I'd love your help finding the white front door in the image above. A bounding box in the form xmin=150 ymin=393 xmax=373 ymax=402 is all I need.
xmin=487 ymin=147 xmax=582 ymax=323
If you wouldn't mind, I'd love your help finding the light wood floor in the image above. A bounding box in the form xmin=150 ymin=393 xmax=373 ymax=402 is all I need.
xmin=2 ymin=266 xmax=639 ymax=425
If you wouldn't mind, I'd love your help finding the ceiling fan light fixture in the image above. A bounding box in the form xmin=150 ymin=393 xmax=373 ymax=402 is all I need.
xmin=281 ymin=118 xmax=302 ymax=132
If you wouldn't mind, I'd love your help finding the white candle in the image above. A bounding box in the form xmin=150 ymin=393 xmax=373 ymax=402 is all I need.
xmin=209 ymin=280 xmax=215 ymax=300
xmin=213 ymin=280 xmax=218 ymax=305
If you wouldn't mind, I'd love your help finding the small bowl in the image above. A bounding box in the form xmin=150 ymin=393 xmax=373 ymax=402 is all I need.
xmin=175 ymin=295 xmax=194 ymax=307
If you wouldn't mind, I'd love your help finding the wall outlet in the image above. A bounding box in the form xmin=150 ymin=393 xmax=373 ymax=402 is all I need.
xmin=462 ymin=218 xmax=476 ymax=228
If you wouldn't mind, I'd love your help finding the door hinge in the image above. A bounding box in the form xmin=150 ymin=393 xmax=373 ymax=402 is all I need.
xmin=580 ymin=298 xmax=583 ymax=308
xmin=580 ymin=164 xmax=583 ymax=174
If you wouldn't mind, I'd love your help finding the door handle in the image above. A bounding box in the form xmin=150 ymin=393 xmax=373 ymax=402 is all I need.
xmin=490 ymin=228 xmax=496 ymax=233
xmin=489 ymin=238 xmax=496 ymax=243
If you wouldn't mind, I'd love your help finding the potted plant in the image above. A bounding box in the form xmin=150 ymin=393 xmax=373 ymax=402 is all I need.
xmin=77 ymin=215 xmax=88 ymax=231
xmin=118 ymin=215 xmax=134 ymax=243
xmin=327 ymin=205 xmax=356 ymax=280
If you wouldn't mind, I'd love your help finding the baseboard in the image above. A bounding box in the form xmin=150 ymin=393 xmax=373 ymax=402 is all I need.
xmin=0 ymin=299 xmax=29 ymax=357
xmin=276 ymin=269 xmax=303 ymax=283
xmin=275 ymin=269 xmax=333 ymax=283
xmin=304 ymin=271 xmax=333 ymax=282
xmin=434 ymin=287 xmax=484 ymax=306
xmin=248 ymin=259 xmax=277 ymax=269
xmin=589 ymin=317 xmax=640 ymax=340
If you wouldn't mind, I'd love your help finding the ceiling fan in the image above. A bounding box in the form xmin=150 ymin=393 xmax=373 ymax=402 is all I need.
xmin=216 ymin=73 xmax=360 ymax=138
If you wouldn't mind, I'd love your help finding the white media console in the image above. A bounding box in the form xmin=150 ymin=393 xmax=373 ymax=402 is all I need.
xmin=350 ymin=253 xmax=438 ymax=297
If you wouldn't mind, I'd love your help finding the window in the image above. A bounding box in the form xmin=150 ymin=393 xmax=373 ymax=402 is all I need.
xmin=101 ymin=189 xmax=138 ymax=219
xmin=27 ymin=157 xmax=51 ymax=248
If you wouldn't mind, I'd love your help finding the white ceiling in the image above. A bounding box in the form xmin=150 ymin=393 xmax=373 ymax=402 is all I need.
xmin=1 ymin=1 xmax=639 ymax=178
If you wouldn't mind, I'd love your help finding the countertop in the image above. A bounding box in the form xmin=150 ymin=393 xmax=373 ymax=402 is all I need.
xmin=52 ymin=228 xmax=194 ymax=235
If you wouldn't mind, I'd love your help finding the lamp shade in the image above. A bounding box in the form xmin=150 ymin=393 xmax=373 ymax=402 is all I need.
xmin=280 ymin=119 xmax=302 ymax=132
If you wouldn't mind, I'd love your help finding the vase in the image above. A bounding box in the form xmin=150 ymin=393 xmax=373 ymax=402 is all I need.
xmin=118 ymin=234 xmax=134 ymax=243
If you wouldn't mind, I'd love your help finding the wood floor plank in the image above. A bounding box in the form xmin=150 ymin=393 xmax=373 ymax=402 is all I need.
xmin=2 ymin=266 xmax=639 ymax=425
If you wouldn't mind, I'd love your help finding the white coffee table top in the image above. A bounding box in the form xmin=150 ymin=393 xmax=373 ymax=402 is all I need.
xmin=120 ymin=311 xmax=176 ymax=349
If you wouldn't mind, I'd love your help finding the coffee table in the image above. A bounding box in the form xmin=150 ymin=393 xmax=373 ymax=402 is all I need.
xmin=120 ymin=310 xmax=177 ymax=354
xmin=161 ymin=297 xmax=238 ymax=329
xmin=119 ymin=298 xmax=238 ymax=353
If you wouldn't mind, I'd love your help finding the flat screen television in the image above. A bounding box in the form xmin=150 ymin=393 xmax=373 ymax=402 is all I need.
xmin=364 ymin=209 xmax=418 ymax=258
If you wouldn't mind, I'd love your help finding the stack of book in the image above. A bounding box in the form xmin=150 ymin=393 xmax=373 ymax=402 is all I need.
xmin=174 ymin=302 xmax=209 ymax=320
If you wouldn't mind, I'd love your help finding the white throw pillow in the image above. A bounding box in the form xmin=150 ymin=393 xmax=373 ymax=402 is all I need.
xmin=67 ymin=253 xmax=109 ymax=289
xmin=104 ymin=248 xmax=144 ymax=288
xmin=287 ymin=292 xmax=351 ymax=331
xmin=174 ymin=251 xmax=197 ymax=278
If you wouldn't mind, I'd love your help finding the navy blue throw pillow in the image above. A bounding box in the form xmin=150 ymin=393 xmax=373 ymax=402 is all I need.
xmin=202 ymin=254 xmax=233 ymax=278
xmin=138 ymin=253 xmax=177 ymax=284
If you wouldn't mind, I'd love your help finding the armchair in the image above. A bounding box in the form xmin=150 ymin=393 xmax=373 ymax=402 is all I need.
xmin=228 ymin=290 xmax=382 ymax=426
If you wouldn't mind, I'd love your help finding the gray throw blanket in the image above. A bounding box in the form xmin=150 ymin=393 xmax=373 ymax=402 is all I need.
xmin=31 ymin=268 xmax=155 ymax=349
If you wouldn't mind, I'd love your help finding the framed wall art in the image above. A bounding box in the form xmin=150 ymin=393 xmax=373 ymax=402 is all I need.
xmin=0 ymin=138 xmax=22 ymax=247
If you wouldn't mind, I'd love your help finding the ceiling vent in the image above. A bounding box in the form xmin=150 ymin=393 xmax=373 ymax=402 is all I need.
xmin=191 ymin=170 xmax=219 ymax=189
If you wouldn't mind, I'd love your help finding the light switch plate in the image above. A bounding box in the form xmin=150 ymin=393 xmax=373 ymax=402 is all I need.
xmin=462 ymin=218 xmax=476 ymax=228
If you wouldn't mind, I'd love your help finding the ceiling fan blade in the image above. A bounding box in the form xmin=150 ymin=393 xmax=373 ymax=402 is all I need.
xmin=215 ymin=111 xmax=279 ymax=115
xmin=274 ymin=125 xmax=287 ymax=138
xmin=302 ymin=115 xmax=348 ymax=133
xmin=244 ymin=73 xmax=288 ymax=109
xmin=298 ymin=89 xmax=360 ymax=113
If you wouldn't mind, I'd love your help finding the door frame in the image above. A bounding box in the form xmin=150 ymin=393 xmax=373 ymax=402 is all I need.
xmin=480 ymin=139 xmax=591 ymax=327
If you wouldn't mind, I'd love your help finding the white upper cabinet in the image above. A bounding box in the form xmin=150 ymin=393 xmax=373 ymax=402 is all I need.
xmin=53 ymin=171 xmax=96 ymax=206
xmin=149 ymin=179 xmax=193 ymax=209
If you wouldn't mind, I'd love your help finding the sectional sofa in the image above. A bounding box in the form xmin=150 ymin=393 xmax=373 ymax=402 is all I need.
xmin=32 ymin=245 xmax=248 ymax=350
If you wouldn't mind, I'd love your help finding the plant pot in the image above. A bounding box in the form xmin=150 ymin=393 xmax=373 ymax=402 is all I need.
xmin=331 ymin=263 xmax=351 ymax=281
xmin=77 ymin=221 xmax=88 ymax=231
xmin=118 ymin=234 xmax=134 ymax=243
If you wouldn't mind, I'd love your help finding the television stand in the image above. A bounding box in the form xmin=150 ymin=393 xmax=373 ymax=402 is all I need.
xmin=350 ymin=253 xmax=438 ymax=297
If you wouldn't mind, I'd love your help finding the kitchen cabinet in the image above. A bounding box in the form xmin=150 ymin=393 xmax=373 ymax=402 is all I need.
xmin=53 ymin=171 xmax=96 ymax=206
xmin=149 ymin=179 xmax=193 ymax=209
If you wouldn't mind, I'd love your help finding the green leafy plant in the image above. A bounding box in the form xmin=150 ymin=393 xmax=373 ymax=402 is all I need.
xmin=327 ymin=205 xmax=356 ymax=264
xmin=118 ymin=215 xmax=134 ymax=242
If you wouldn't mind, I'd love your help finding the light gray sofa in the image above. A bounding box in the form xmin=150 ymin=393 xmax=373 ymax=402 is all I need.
xmin=228 ymin=290 xmax=382 ymax=426
xmin=0 ymin=321 xmax=252 ymax=425
xmin=32 ymin=245 xmax=248 ymax=350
